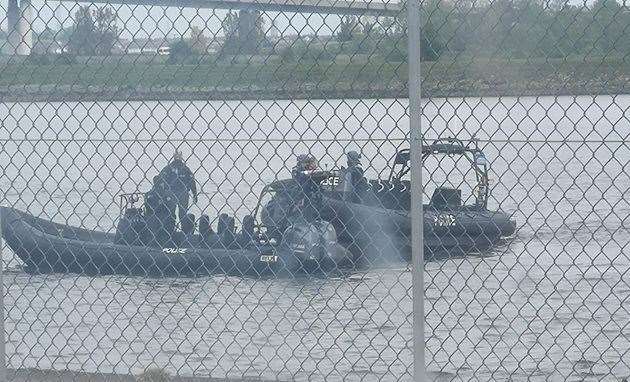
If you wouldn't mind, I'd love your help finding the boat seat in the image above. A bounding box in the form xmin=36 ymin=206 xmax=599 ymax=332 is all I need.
xmin=430 ymin=187 xmax=461 ymax=210
xmin=199 ymin=214 xmax=213 ymax=236
xmin=182 ymin=213 xmax=195 ymax=235
xmin=218 ymin=213 xmax=236 ymax=247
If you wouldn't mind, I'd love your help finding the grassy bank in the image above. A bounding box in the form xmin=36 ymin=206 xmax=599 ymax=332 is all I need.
xmin=1 ymin=55 xmax=629 ymax=101
xmin=7 ymin=368 xmax=273 ymax=381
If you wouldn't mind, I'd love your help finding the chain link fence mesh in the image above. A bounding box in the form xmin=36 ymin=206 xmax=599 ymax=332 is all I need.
xmin=1 ymin=0 xmax=629 ymax=380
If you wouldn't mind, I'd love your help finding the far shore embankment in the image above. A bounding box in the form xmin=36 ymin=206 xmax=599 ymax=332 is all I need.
xmin=1 ymin=56 xmax=629 ymax=102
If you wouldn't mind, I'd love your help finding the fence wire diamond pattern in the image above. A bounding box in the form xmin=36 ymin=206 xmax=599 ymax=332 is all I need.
xmin=0 ymin=0 xmax=629 ymax=380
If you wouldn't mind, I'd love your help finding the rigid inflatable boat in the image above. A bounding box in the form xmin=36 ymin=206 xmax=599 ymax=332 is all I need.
xmin=260 ymin=138 xmax=516 ymax=260
xmin=0 ymin=203 xmax=352 ymax=277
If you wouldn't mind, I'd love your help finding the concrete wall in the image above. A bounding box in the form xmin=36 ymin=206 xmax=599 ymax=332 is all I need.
xmin=3 ymin=0 xmax=32 ymax=56
xmin=3 ymin=0 xmax=20 ymax=55
xmin=17 ymin=0 xmax=33 ymax=55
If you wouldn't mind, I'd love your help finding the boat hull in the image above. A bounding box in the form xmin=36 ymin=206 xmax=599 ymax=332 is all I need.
xmin=320 ymin=196 xmax=516 ymax=260
xmin=0 ymin=207 xmax=349 ymax=277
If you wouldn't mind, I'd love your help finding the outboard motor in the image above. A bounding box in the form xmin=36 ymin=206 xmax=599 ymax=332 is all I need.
xmin=281 ymin=220 xmax=339 ymax=270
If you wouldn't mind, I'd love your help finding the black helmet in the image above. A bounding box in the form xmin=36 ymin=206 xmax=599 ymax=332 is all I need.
xmin=347 ymin=150 xmax=361 ymax=165
xmin=296 ymin=154 xmax=317 ymax=171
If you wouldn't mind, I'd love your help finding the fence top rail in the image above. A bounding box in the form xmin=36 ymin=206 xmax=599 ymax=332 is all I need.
xmin=60 ymin=0 xmax=403 ymax=15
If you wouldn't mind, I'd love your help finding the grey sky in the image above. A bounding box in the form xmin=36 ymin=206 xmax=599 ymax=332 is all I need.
xmin=2 ymin=0 xmax=358 ymax=39
xmin=1 ymin=0 xmax=599 ymax=40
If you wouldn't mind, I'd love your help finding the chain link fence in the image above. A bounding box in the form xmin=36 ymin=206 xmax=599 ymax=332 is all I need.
xmin=1 ymin=0 xmax=629 ymax=380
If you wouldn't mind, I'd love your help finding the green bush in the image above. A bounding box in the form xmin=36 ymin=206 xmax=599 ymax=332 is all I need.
xmin=339 ymin=38 xmax=378 ymax=55
xmin=55 ymin=52 xmax=77 ymax=65
xmin=289 ymin=43 xmax=335 ymax=62
xmin=25 ymin=52 xmax=81 ymax=66
xmin=167 ymin=39 xmax=194 ymax=64
xmin=279 ymin=46 xmax=296 ymax=62
xmin=382 ymin=47 xmax=407 ymax=62
xmin=26 ymin=53 xmax=51 ymax=65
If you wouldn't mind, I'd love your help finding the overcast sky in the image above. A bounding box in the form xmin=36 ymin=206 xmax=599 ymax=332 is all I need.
xmin=2 ymin=0 xmax=361 ymax=39
xmin=1 ymin=0 xmax=601 ymax=40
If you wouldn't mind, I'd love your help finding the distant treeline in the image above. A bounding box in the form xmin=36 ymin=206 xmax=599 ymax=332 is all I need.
xmin=258 ymin=0 xmax=630 ymax=63
xmin=16 ymin=0 xmax=630 ymax=63
xmin=411 ymin=0 xmax=629 ymax=60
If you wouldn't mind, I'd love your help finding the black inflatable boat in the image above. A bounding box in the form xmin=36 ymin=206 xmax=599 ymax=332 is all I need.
xmin=323 ymin=138 xmax=516 ymax=258
xmin=259 ymin=138 xmax=516 ymax=260
xmin=0 ymin=204 xmax=352 ymax=277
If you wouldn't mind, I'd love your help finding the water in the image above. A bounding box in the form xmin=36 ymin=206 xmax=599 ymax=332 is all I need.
xmin=0 ymin=95 xmax=629 ymax=381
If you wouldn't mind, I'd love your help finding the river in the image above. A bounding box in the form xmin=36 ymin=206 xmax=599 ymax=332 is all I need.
xmin=0 ymin=95 xmax=628 ymax=381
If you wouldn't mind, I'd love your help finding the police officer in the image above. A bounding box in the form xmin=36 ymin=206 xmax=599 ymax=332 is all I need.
xmin=158 ymin=151 xmax=198 ymax=225
xmin=292 ymin=154 xmax=317 ymax=183
xmin=344 ymin=150 xmax=367 ymax=202
xmin=143 ymin=173 xmax=178 ymax=245
xmin=291 ymin=154 xmax=321 ymax=221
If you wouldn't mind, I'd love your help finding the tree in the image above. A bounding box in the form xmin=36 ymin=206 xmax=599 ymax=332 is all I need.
xmin=222 ymin=11 xmax=239 ymax=41
xmin=69 ymin=6 xmax=94 ymax=55
xmin=58 ymin=26 xmax=74 ymax=45
xmin=93 ymin=7 xmax=119 ymax=55
xmin=360 ymin=16 xmax=378 ymax=36
xmin=220 ymin=10 xmax=267 ymax=55
xmin=190 ymin=26 xmax=209 ymax=54
xmin=220 ymin=11 xmax=239 ymax=55
xmin=68 ymin=6 xmax=119 ymax=55
xmin=337 ymin=16 xmax=358 ymax=42
xmin=168 ymin=39 xmax=194 ymax=64
xmin=32 ymin=27 xmax=58 ymax=54
xmin=380 ymin=17 xmax=404 ymax=38
xmin=589 ymin=0 xmax=625 ymax=55
xmin=37 ymin=27 xmax=57 ymax=41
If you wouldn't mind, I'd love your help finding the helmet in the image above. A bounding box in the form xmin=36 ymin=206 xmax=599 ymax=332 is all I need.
xmin=297 ymin=154 xmax=317 ymax=171
xmin=347 ymin=150 xmax=361 ymax=165
xmin=305 ymin=155 xmax=318 ymax=171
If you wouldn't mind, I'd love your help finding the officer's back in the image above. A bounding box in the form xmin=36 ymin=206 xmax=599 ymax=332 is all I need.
xmin=160 ymin=156 xmax=194 ymax=194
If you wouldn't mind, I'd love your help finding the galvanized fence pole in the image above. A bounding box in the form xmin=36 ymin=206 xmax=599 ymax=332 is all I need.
xmin=408 ymin=0 xmax=425 ymax=379
xmin=0 ymin=206 xmax=5 ymax=382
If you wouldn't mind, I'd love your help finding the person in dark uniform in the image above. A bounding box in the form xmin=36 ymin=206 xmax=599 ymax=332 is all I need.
xmin=143 ymin=173 xmax=177 ymax=246
xmin=291 ymin=154 xmax=322 ymax=221
xmin=157 ymin=151 xmax=198 ymax=225
xmin=343 ymin=150 xmax=368 ymax=202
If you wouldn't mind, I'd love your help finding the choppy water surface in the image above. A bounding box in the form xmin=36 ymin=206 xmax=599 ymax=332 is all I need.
xmin=0 ymin=95 xmax=629 ymax=381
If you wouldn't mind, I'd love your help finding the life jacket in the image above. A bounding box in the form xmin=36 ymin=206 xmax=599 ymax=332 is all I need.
xmin=160 ymin=160 xmax=194 ymax=194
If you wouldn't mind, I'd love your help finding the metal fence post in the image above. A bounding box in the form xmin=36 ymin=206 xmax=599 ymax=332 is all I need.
xmin=408 ymin=0 xmax=425 ymax=379
xmin=0 ymin=206 xmax=6 ymax=382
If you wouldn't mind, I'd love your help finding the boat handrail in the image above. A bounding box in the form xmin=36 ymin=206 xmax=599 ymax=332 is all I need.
xmin=118 ymin=192 xmax=145 ymax=211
